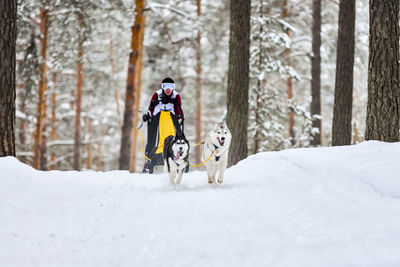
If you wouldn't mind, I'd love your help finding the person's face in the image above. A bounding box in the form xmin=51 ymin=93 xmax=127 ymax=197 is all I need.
xmin=164 ymin=88 xmax=172 ymax=96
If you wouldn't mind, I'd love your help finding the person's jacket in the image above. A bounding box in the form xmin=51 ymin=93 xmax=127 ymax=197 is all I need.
xmin=148 ymin=89 xmax=183 ymax=116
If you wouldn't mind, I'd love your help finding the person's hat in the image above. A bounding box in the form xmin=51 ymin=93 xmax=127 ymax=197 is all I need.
xmin=162 ymin=77 xmax=174 ymax=84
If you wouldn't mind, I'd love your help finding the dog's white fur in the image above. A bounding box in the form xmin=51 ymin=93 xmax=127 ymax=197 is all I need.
xmin=202 ymin=122 xmax=231 ymax=184
xmin=164 ymin=136 xmax=190 ymax=185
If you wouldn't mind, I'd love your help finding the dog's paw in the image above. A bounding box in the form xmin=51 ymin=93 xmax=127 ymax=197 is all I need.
xmin=218 ymin=178 xmax=223 ymax=184
xmin=208 ymin=179 xmax=213 ymax=184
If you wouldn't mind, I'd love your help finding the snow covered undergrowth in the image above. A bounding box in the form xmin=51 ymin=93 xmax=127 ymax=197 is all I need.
xmin=1 ymin=141 xmax=400 ymax=267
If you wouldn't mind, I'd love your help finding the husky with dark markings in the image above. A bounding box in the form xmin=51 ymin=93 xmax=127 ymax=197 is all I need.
xmin=163 ymin=133 xmax=190 ymax=185
xmin=202 ymin=122 xmax=231 ymax=184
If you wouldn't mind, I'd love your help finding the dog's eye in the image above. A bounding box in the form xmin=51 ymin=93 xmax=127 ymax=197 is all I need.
xmin=218 ymin=132 xmax=221 ymax=134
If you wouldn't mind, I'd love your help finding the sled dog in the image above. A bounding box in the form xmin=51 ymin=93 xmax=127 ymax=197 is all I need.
xmin=163 ymin=133 xmax=190 ymax=185
xmin=202 ymin=122 xmax=231 ymax=184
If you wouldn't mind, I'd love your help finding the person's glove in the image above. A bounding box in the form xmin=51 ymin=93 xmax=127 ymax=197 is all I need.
xmin=150 ymin=99 xmax=158 ymax=108
xmin=143 ymin=111 xmax=152 ymax=122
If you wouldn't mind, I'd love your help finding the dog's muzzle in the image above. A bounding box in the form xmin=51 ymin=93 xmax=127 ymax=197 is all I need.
xmin=174 ymin=151 xmax=183 ymax=161
xmin=217 ymin=137 xmax=225 ymax=146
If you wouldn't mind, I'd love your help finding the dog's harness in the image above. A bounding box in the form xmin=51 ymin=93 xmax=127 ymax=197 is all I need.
xmin=167 ymin=155 xmax=189 ymax=173
xmin=213 ymin=144 xmax=220 ymax=161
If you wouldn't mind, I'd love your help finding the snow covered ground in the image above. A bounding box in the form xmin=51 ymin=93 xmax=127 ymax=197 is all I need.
xmin=1 ymin=141 xmax=400 ymax=267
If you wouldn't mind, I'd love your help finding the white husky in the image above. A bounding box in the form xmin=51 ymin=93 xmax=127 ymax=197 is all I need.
xmin=202 ymin=122 xmax=232 ymax=184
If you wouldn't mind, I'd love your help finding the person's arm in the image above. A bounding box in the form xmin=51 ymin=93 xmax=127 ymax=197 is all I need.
xmin=148 ymin=93 xmax=159 ymax=116
xmin=174 ymin=94 xmax=183 ymax=116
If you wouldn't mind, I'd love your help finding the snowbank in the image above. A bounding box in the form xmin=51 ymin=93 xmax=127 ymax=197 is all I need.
xmin=1 ymin=141 xmax=400 ymax=267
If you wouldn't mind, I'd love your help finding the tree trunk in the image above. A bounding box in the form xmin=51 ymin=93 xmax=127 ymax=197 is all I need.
xmin=253 ymin=80 xmax=265 ymax=154
xmin=50 ymin=73 xmax=57 ymax=170
xmin=311 ymin=0 xmax=321 ymax=146
xmin=129 ymin=38 xmax=144 ymax=173
xmin=253 ymin=1 xmax=265 ymax=154
xmin=195 ymin=0 xmax=203 ymax=164
xmin=97 ymin=124 xmax=104 ymax=171
xmin=0 ymin=0 xmax=17 ymax=157
xmin=87 ymin=119 xmax=93 ymax=169
xmin=17 ymin=83 xmax=26 ymax=145
xmin=332 ymin=0 xmax=356 ymax=146
xmin=70 ymin=90 xmax=75 ymax=110
xmin=226 ymin=0 xmax=251 ymax=166
xmin=109 ymin=38 xmax=122 ymax=129
xmin=282 ymin=0 xmax=295 ymax=146
xmin=119 ymin=0 xmax=146 ymax=170
xmin=40 ymin=78 xmax=48 ymax=170
xmin=33 ymin=4 xmax=49 ymax=168
xmin=253 ymin=84 xmax=261 ymax=154
xmin=365 ymin=0 xmax=400 ymax=142
xmin=18 ymin=30 xmax=37 ymax=150
xmin=74 ymin=14 xmax=83 ymax=171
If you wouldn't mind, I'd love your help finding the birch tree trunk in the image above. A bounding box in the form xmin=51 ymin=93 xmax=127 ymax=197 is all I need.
xmin=119 ymin=0 xmax=146 ymax=170
xmin=0 ymin=0 xmax=17 ymax=157
xmin=311 ymin=0 xmax=321 ymax=146
xmin=332 ymin=0 xmax=356 ymax=146
xmin=365 ymin=0 xmax=400 ymax=141
xmin=226 ymin=0 xmax=251 ymax=166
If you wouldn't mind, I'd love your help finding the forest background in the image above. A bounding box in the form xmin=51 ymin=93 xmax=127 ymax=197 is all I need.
xmin=14 ymin=0 xmax=369 ymax=171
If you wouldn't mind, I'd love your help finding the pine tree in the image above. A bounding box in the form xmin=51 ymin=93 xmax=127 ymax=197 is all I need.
xmin=33 ymin=0 xmax=50 ymax=169
xmin=227 ymin=0 xmax=251 ymax=166
xmin=119 ymin=0 xmax=146 ymax=170
xmin=282 ymin=0 xmax=295 ymax=146
xmin=332 ymin=0 xmax=356 ymax=146
xmin=365 ymin=0 xmax=400 ymax=141
xmin=73 ymin=12 xmax=84 ymax=171
xmin=17 ymin=29 xmax=38 ymax=150
xmin=249 ymin=0 xmax=303 ymax=153
xmin=0 ymin=0 xmax=17 ymax=157
xmin=311 ymin=0 xmax=321 ymax=146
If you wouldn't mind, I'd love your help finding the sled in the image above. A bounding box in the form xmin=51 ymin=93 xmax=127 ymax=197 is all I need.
xmin=140 ymin=109 xmax=188 ymax=174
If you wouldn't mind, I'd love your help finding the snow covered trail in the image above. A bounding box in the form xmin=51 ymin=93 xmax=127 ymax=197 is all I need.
xmin=1 ymin=141 xmax=400 ymax=267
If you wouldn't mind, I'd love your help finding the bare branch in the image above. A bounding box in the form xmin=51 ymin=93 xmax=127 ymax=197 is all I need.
xmin=147 ymin=3 xmax=195 ymax=21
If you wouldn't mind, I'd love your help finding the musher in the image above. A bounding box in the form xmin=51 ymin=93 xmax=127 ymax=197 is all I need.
xmin=142 ymin=77 xmax=184 ymax=172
